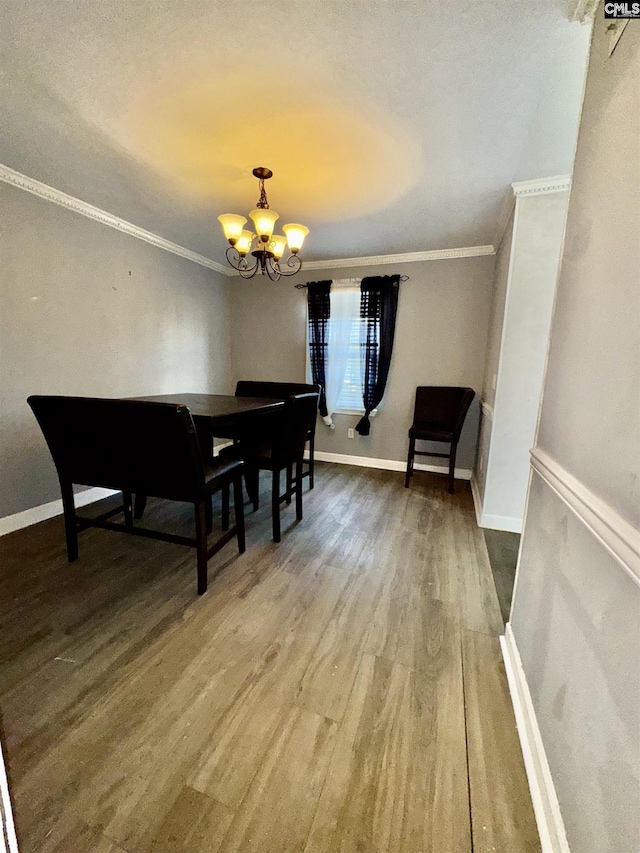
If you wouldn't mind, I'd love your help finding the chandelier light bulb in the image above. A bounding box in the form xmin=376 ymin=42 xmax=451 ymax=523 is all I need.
xmin=249 ymin=208 xmax=279 ymax=242
xmin=283 ymin=224 xmax=309 ymax=254
xmin=235 ymin=230 xmax=255 ymax=256
xmin=269 ymin=234 xmax=287 ymax=260
xmin=217 ymin=213 xmax=247 ymax=245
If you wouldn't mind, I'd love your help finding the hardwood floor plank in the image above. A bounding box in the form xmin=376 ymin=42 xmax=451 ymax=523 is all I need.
xmin=218 ymin=706 xmax=338 ymax=853
xmin=294 ymin=553 xmax=388 ymax=722
xmin=142 ymin=785 xmax=234 ymax=853
xmin=462 ymin=629 xmax=541 ymax=852
xmin=305 ymin=644 xmax=471 ymax=853
xmin=20 ymin=810 xmax=127 ymax=853
xmin=189 ymin=563 xmax=352 ymax=808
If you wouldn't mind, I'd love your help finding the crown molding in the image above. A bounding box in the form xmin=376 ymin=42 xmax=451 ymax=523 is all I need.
xmin=1 ymin=163 xmax=496 ymax=276
xmin=0 ymin=163 xmax=234 ymax=276
xmin=567 ymin=0 xmax=599 ymax=23
xmin=297 ymin=245 xmax=495 ymax=272
xmin=512 ymin=175 xmax=571 ymax=197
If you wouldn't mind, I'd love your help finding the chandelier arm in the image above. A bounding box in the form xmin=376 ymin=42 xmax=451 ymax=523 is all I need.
xmin=264 ymin=258 xmax=281 ymax=281
xmin=226 ymin=246 xmax=261 ymax=277
xmin=239 ymin=261 xmax=260 ymax=279
xmin=272 ymin=253 xmax=303 ymax=277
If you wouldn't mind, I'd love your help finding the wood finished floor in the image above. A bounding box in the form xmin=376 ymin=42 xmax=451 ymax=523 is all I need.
xmin=0 ymin=464 xmax=540 ymax=853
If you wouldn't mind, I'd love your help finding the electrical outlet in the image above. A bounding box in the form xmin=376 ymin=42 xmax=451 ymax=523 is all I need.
xmin=348 ymin=428 xmax=355 ymax=439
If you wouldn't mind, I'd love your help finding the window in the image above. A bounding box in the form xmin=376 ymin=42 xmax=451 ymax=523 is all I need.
xmin=307 ymin=280 xmax=364 ymax=416
xmin=334 ymin=291 xmax=365 ymax=412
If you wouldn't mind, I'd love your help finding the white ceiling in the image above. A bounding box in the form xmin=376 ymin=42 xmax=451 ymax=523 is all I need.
xmin=0 ymin=1 xmax=590 ymax=263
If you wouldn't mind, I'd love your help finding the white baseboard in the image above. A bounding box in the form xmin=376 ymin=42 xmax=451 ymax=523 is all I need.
xmin=470 ymin=474 xmax=522 ymax=532
xmin=310 ymin=450 xmax=472 ymax=480
xmin=0 ymin=740 xmax=18 ymax=853
xmin=500 ymin=624 xmax=570 ymax=853
xmin=0 ymin=487 xmax=118 ymax=538
xmin=470 ymin=474 xmax=484 ymax=526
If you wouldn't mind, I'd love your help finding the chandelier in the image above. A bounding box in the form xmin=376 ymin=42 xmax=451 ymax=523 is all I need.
xmin=218 ymin=167 xmax=309 ymax=280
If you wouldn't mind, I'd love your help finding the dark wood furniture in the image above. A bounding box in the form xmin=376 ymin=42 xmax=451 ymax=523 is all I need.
xmin=129 ymin=393 xmax=286 ymax=517
xmin=234 ymin=381 xmax=320 ymax=490
xmin=405 ymin=386 xmax=475 ymax=494
xmin=28 ymin=395 xmax=246 ymax=595
xmin=221 ymin=392 xmax=320 ymax=543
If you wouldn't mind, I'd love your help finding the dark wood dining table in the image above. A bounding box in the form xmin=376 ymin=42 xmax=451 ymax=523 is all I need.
xmin=129 ymin=393 xmax=285 ymax=451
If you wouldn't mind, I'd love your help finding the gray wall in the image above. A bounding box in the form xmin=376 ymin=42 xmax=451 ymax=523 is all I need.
xmin=511 ymin=18 xmax=640 ymax=853
xmin=0 ymin=182 xmax=232 ymax=519
xmin=230 ymin=257 xmax=494 ymax=471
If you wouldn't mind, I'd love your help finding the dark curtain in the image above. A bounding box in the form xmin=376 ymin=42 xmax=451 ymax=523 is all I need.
xmin=307 ymin=280 xmax=332 ymax=417
xmin=355 ymin=274 xmax=400 ymax=435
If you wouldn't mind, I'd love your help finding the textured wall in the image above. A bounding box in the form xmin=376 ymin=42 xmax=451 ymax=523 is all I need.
xmin=511 ymin=18 xmax=640 ymax=852
xmin=0 ymin=183 xmax=232 ymax=518
xmin=230 ymin=256 xmax=494 ymax=471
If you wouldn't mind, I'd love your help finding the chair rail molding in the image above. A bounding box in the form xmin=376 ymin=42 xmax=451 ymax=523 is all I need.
xmin=0 ymin=163 xmax=233 ymax=276
xmin=512 ymin=176 xmax=571 ymax=197
xmin=530 ymin=447 xmax=640 ymax=588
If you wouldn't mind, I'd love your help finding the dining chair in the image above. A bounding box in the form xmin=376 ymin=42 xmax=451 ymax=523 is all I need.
xmin=234 ymin=381 xmax=320 ymax=491
xmin=27 ymin=395 xmax=245 ymax=595
xmin=221 ymin=391 xmax=319 ymax=542
xmin=404 ymin=386 xmax=475 ymax=494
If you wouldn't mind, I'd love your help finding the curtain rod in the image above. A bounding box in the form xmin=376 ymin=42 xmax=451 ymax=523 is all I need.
xmin=294 ymin=274 xmax=409 ymax=289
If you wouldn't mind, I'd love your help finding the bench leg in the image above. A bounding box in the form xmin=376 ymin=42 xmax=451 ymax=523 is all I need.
xmin=245 ymin=467 xmax=260 ymax=512
xmin=233 ymin=476 xmax=246 ymax=553
xmin=205 ymin=493 xmax=213 ymax=535
xmin=221 ymin=483 xmax=230 ymax=531
xmin=405 ymin=437 xmax=415 ymax=488
xmin=195 ymin=501 xmax=208 ymax=595
xmin=449 ymin=442 xmax=458 ymax=495
xmin=309 ymin=434 xmax=315 ymax=490
xmin=271 ymin=469 xmax=281 ymax=543
xmin=295 ymin=459 xmax=304 ymax=521
xmin=134 ymin=493 xmax=147 ymax=520
xmin=286 ymin=464 xmax=293 ymax=505
xmin=60 ymin=480 xmax=78 ymax=562
xmin=123 ymin=491 xmax=133 ymax=528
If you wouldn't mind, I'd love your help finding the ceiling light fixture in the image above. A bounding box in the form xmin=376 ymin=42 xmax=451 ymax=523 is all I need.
xmin=218 ymin=167 xmax=309 ymax=280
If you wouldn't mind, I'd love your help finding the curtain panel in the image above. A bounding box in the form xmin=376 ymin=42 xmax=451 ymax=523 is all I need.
xmin=306 ymin=281 xmax=332 ymax=418
xmin=355 ymin=274 xmax=401 ymax=436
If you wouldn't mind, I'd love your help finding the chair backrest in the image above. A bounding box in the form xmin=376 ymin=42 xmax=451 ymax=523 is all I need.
xmin=271 ymin=392 xmax=320 ymax=466
xmin=413 ymin=386 xmax=476 ymax=439
xmin=236 ymin=381 xmax=320 ymax=437
xmin=28 ymin=396 xmax=206 ymax=502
